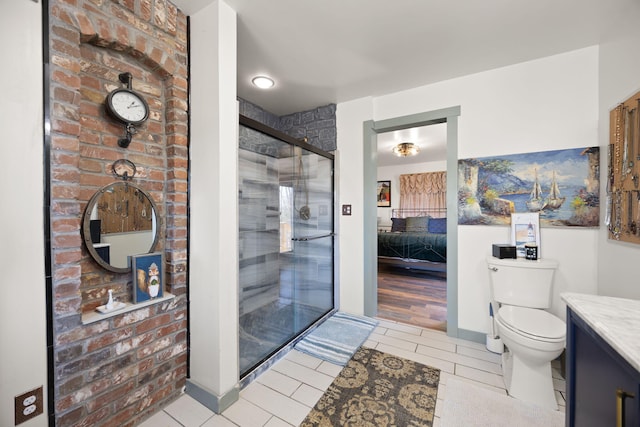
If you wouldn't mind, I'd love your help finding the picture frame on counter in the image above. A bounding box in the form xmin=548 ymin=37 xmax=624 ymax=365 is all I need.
xmin=511 ymin=212 xmax=540 ymax=258
xmin=130 ymin=252 xmax=164 ymax=303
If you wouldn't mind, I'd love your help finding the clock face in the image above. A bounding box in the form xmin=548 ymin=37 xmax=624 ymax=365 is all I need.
xmin=106 ymin=89 xmax=149 ymax=125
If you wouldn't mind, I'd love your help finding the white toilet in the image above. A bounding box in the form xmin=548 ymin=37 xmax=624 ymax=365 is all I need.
xmin=486 ymin=256 xmax=566 ymax=410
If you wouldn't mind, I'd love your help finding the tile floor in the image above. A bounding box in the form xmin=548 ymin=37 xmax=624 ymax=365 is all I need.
xmin=140 ymin=318 xmax=566 ymax=427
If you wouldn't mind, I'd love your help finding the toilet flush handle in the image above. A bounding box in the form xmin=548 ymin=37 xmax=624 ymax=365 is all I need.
xmin=488 ymin=266 xmax=498 ymax=272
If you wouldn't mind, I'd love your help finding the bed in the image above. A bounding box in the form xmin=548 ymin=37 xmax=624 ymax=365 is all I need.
xmin=377 ymin=208 xmax=447 ymax=272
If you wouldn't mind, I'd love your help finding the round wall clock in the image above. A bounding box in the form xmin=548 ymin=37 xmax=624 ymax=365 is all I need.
xmin=105 ymin=72 xmax=149 ymax=148
xmin=106 ymin=88 xmax=149 ymax=125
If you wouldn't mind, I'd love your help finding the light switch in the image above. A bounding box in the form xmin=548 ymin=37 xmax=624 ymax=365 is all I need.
xmin=342 ymin=204 xmax=352 ymax=216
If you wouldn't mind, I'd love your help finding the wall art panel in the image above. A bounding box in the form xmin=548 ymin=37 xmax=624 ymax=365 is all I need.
xmin=458 ymin=147 xmax=600 ymax=227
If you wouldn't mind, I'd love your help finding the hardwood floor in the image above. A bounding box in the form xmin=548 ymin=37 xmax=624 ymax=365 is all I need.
xmin=377 ymin=263 xmax=447 ymax=332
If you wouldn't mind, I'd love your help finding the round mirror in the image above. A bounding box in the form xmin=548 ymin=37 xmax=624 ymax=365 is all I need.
xmin=82 ymin=181 xmax=160 ymax=273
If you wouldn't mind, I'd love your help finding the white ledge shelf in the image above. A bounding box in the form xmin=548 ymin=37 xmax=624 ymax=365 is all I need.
xmin=81 ymin=292 xmax=176 ymax=325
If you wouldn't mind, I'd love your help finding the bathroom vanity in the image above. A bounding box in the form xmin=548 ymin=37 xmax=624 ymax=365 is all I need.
xmin=563 ymin=293 xmax=640 ymax=427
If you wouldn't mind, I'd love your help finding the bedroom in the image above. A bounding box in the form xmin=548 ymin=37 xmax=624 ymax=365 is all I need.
xmin=376 ymin=123 xmax=449 ymax=331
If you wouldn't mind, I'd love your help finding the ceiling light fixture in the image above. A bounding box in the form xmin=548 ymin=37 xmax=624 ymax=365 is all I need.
xmin=393 ymin=142 xmax=420 ymax=157
xmin=252 ymin=75 xmax=275 ymax=89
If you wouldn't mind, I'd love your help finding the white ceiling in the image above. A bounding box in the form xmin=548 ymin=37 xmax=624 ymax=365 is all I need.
xmin=377 ymin=123 xmax=447 ymax=167
xmin=171 ymin=0 xmax=632 ymax=164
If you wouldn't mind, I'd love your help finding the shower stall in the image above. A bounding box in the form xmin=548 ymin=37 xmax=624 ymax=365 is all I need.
xmin=238 ymin=116 xmax=335 ymax=378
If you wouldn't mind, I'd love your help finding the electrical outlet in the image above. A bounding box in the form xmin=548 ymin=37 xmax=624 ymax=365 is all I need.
xmin=15 ymin=386 xmax=43 ymax=425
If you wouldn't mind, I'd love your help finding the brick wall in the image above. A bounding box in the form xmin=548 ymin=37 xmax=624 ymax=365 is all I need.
xmin=49 ymin=0 xmax=188 ymax=425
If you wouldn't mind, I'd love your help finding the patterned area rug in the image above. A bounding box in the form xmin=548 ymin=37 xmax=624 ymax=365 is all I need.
xmin=294 ymin=312 xmax=379 ymax=365
xmin=301 ymin=347 xmax=440 ymax=426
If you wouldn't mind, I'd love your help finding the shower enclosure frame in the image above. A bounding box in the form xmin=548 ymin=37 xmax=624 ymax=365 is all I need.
xmin=238 ymin=115 xmax=336 ymax=380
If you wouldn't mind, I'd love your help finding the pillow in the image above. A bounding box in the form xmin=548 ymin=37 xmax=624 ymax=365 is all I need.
xmin=428 ymin=217 xmax=447 ymax=234
xmin=390 ymin=217 xmax=406 ymax=232
xmin=405 ymin=216 xmax=430 ymax=232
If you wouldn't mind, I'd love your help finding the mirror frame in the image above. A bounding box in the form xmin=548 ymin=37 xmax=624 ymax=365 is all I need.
xmin=82 ymin=181 xmax=161 ymax=273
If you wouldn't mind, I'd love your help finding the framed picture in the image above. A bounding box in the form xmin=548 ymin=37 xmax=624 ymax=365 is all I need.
xmin=131 ymin=252 xmax=164 ymax=303
xmin=458 ymin=146 xmax=600 ymax=227
xmin=377 ymin=180 xmax=391 ymax=207
xmin=511 ymin=213 xmax=540 ymax=258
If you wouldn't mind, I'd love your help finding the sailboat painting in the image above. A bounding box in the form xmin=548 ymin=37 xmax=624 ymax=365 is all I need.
xmin=525 ymin=169 xmax=547 ymax=212
xmin=458 ymin=146 xmax=600 ymax=227
xmin=545 ymin=171 xmax=566 ymax=210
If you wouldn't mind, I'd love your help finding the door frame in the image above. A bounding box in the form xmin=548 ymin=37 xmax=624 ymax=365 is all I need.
xmin=362 ymin=106 xmax=461 ymax=337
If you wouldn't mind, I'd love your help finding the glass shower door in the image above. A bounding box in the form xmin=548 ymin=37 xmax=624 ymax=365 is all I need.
xmin=238 ymin=117 xmax=334 ymax=378
xmin=287 ymin=146 xmax=334 ymax=331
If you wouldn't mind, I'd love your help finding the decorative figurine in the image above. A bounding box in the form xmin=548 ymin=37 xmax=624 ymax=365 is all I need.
xmin=106 ymin=289 xmax=114 ymax=311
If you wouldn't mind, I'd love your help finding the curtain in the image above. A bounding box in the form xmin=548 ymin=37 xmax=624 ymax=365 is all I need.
xmin=399 ymin=171 xmax=446 ymax=217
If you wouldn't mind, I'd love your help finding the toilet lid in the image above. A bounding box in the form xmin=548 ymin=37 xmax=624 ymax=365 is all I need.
xmin=498 ymin=306 xmax=565 ymax=340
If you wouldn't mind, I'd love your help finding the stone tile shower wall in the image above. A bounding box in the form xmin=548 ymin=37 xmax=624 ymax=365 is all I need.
xmin=239 ymin=99 xmax=337 ymax=152
xmin=279 ymin=105 xmax=337 ymax=152
xmin=49 ymin=1 xmax=188 ymax=426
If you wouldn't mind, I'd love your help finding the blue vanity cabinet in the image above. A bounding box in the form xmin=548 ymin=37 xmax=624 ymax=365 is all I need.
xmin=566 ymin=307 xmax=640 ymax=427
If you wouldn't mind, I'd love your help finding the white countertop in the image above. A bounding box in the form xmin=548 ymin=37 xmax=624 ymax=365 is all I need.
xmin=562 ymin=292 xmax=640 ymax=373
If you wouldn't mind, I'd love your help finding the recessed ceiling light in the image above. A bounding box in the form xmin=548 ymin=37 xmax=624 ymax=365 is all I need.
xmin=252 ymin=76 xmax=275 ymax=89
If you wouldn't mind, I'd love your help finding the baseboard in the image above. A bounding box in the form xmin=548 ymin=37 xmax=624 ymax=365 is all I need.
xmin=456 ymin=328 xmax=486 ymax=345
xmin=185 ymin=380 xmax=239 ymax=414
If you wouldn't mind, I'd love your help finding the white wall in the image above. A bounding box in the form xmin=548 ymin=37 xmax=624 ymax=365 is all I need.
xmin=335 ymin=97 xmax=373 ymax=315
xmin=377 ymin=160 xmax=446 ymax=226
xmin=0 ymin=2 xmax=48 ymax=426
xmin=101 ymin=231 xmax=155 ymax=267
xmin=338 ymin=46 xmax=600 ymax=333
xmin=597 ymin=0 xmax=640 ymax=299
xmin=188 ymin=0 xmax=240 ymax=409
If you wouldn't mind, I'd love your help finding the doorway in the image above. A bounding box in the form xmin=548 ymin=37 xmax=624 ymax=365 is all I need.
xmin=376 ymin=123 xmax=448 ymax=331
xmin=363 ymin=107 xmax=461 ymax=337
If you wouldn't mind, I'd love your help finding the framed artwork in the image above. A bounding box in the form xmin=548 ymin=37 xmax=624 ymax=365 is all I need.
xmin=511 ymin=213 xmax=540 ymax=258
xmin=458 ymin=146 xmax=600 ymax=227
xmin=377 ymin=181 xmax=391 ymax=207
xmin=131 ymin=252 xmax=164 ymax=303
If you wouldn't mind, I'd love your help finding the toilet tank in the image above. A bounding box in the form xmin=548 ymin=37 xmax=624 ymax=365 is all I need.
xmin=486 ymin=256 xmax=558 ymax=309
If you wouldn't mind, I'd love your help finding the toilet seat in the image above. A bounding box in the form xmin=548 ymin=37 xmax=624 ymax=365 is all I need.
xmin=497 ymin=305 xmax=565 ymax=342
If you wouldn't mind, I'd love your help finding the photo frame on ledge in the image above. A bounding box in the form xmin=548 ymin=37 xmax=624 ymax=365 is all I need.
xmin=377 ymin=180 xmax=391 ymax=207
xmin=510 ymin=212 xmax=540 ymax=258
xmin=131 ymin=252 xmax=164 ymax=303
